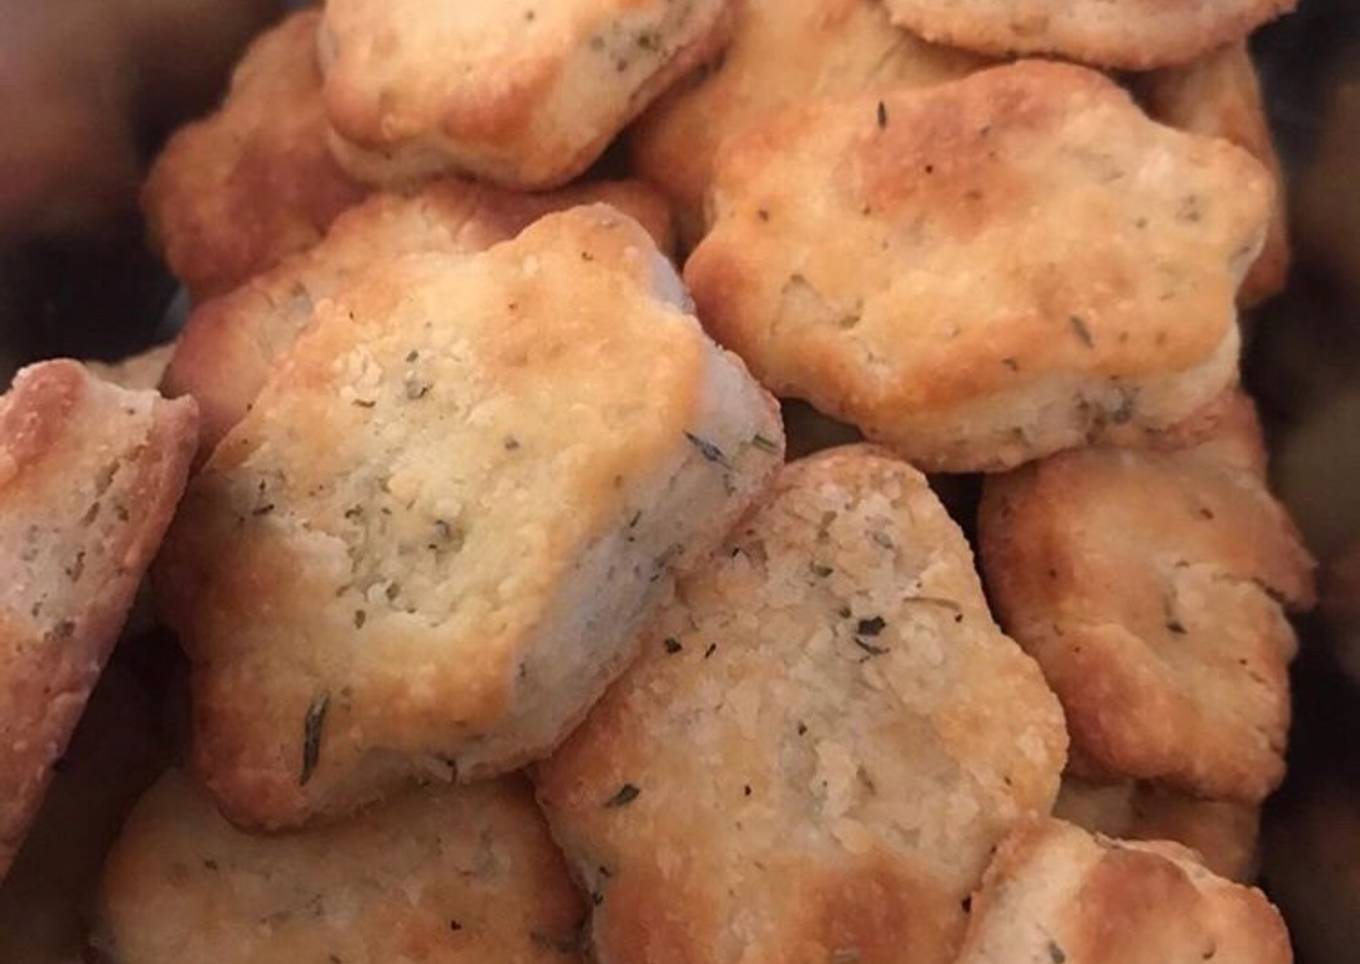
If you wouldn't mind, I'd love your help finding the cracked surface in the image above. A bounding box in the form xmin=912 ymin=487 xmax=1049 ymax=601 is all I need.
xmin=155 ymin=206 xmax=782 ymax=830
xmin=319 ymin=0 xmax=733 ymax=188
xmin=537 ymin=446 xmax=1066 ymax=964
xmin=954 ymin=819 xmax=1289 ymax=964
xmin=979 ymin=392 xmax=1315 ymax=802
xmin=0 ymin=361 xmax=197 ymax=878
xmin=684 ymin=61 xmax=1270 ymax=471
xmin=97 ymin=771 xmax=585 ymax=964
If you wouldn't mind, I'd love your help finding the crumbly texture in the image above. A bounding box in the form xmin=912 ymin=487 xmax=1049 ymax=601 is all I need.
xmin=880 ymin=0 xmax=1296 ymax=70
xmin=630 ymin=0 xmax=985 ymax=246
xmin=319 ymin=0 xmax=733 ymax=189
xmin=954 ymin=819 xmax=1291 ymax=964
xmin=155 ymin=206 xmax=783 ymax=830
xmin=979 ymin=392 xmax=1315 ymax=802
xmin=536 ymin=446 xmax=1067 ymax=964
xmin=84 ymin=343 xmax=176 ymax=393
xmin=0 ymin=361 xmax=197 ymax=878
xmin=96 ymin=771 xmax=586 ymax=964
xmin=1054 ymin=777 xmax=1260 ymax=882
xmin=684 ymin=61 xmax=1271 ymax=472
xmin=163 ymin=180 xmax=674 ymax=458
xmin=143 ymin=10 xmax=368 ymax=300
xmin=1137 ymin=42 xmax=1289 ymax=307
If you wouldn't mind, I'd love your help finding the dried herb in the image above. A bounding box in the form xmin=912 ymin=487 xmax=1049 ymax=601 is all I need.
xmin=406 ymin=350 xmax=419 ymax=362
xmin=810 ymin=563 xmax=834 ymax=578
xmin=604 ymin=783 xmax=641 ymax=808
xmin=856 ymin=616 xmax=886 ymax=637
xmin=353 ymin=610 xmax=366 ymax=629
xmin=405 ymin=380 xmax=431 ymax=400
xmin=664 ymin=638 xmax=683 ymax=655
xmin=870 ymin=531 xmax=894 ymax=550
xmin=685 ymin=432 xmax=732 ymax=468
xmin=1048 ymin=941 xmax=1067 ymax=963
xmin=1069 ymin=315 xmax=1094 ymax=348
xmin=351 ymin=399 xmax=375 ymax=409
xmin=797 ymin=721 xmax=808 ymax=736
xmin=504 ymin=436 xmax=521 ymax=451
xmin=876 ymin=101 xmax=888 ymax=129
xmin=743 ymin=784 xmax=752 ymax=797
xmin=704 ymin=643 xmax=718 ymax=659
xmin=628 ymin=511 xmax=642 ymax=528
xmin=751 ymin=433 xmax=779 ymax=455
xmin=1166 ymin=619 xmax=1187 ymax=635
xmin=449 ymin=920 xmax=462 ymax=932
xmin=300 ymin=692 xmax=330 ymax=786
xmin=252 ymin=503 xmax=275 ymax=517
xmin=1002 ymin=357 xmax=1019 ymax=371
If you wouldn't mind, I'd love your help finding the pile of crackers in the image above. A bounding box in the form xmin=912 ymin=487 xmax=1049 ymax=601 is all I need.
xmin=0 ymin=2 xmax=1320 ymax=962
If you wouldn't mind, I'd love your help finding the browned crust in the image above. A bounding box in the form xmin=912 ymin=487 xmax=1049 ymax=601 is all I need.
xmin=978 ymin=395 xmax=1315 ymax=802
xmin=882 ymin=0 xmax=1296 ymax=71
xmin=957 ymin=819 xmax=1291 ymax=964
xmin=142 ymin=10 xmax=367 ymax=299
xmin=0 ymin=361 xmax=197 ymax=877
xmin=162 ymin=177 xmax=675 ymax=460
xmin=321 ymin=0 xmax=735 ymax=189
xmin=1136 ymin=42 xmax=1290 ymax=307
xmin=538 ymin=445 xmax=1066 ymax=964
xmin=684 ymin=60 xmax=1269 ymax=471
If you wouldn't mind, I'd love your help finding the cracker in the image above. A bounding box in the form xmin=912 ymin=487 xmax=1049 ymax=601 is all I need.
xmin=537 ymin=446 xmax=1066 ymax=964
xmin=685 ymin=61 xmax=1271 ymax=471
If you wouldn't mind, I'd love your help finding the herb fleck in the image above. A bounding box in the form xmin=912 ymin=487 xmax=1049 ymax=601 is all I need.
xmin=704 ymin=643 xmax=718 ymax=659
xmin=664 ymin=637 xmax=683 ymax=655
xmin=751 ymin=433 xmax=779 ymax=455
xmin=685 ymin=432 xmax=731 ymax=468
xmin=450 ymin=920 xmax=462 ymax=932
xmin=1069 ymin=315 xmax=1094 ymax=348
xmin=1048 ymin=941 xmax=1066 ymax=964
xmin=604 ymin=783 xmax=641 ymax=808
xmin=354 ymin=610 xmax=366 ymax=629
xmin=352 ymin=399 xmax=375 ymax=408
xmin=1166 ymin=619 xmax=1187 ymax=635
xmin=856 ymin=616 xmax=887 ymax=637
xmin=811 ymin=563 xmax=834 ymax=578
xmin=870 ymin=531 xmax=894 ymax=550
xmin=300 ymin=692 xmax=330 ymax=786
xmin=504 ymin=436 xmax=520 ymax=451
xmin=876 ymin=101 xmax=888 ymax=129
xmin=405 ymin=380 xmax=431 ymax=400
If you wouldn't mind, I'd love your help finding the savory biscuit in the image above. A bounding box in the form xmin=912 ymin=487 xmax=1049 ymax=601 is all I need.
xmin=955 ymin=819 xmax=1290 ymax=964
xmin=1137 ymin=42 xmax=1289 ymax=307
xmin=1054 ymin=777 xmax=1259 ymax=882
xmin=143 ymin=10 xmax=368 ymax=300
xmin=880 ymin=0 xmax=1295 ymax=70
xmin=536 ymin=446 xmax=1067 ymax=964
xmin=630 ymin=0 xmax=985 ymax=246
xmin=163 ymin=178 xmax=674 ymax=456
xmin=97 ymin=771 xmax=585 ymax=963
xmin=685 ymin=61 xmax=1272 ymax=472
xmin=0 ymin=361 xmax=197 ymax=877
xmin=155 ymin=206 xmax=783 ymax=829
xmin=319 ymin=0 xmax=733 ymax=189
xmin=979 ymin=392 xmax=1315 ymax=801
